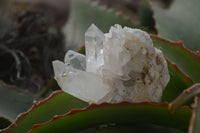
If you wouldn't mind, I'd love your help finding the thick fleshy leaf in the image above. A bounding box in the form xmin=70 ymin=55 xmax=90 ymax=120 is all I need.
xmin=0 ymin=81 xmax=34 ymax=121
xmin=165 ymin=84 xmax=200 ymax=133
xmin=189 ymin=96 xmax=200 ymax=133
xmin=139 ymin=0 xmax=155 ymax=31
xmin=169 ymin=84 xmax=200 ymax=113
xmin=96 ymin=124 xmax=186 ymax=133
xmin=151 ymin=35 xmax=200 ymax=83
xmin=63 ymin=0 xmax=143 ymax=49
xmin=150 ymin=0 xmax=200 ymax=51
xmin=2 ymin=91 xmax=88 ymax=133
xmin=30 ymin=102 xmax=191 ymax=133
xmin=0 ymin=117 xmax=11 ymax=129
xmin=162 ymin=60 xmax=193 ymax=102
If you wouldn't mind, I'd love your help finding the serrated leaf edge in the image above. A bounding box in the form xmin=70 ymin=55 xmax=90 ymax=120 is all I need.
xmin=0 ymin=90 xmax=63 ymax=132
xmin=151 ymin=34 xmax=200 ymax=61
xmin=29 ymin=102 xmax=191 ymax=133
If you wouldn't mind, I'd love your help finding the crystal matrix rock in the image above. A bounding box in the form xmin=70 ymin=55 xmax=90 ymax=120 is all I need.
xmin=53 ymin=24 xmax=170 ymax=104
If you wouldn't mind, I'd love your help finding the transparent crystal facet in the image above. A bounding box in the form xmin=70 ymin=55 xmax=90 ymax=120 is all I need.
xmin=85 ymin=24 xmax=105 ymax=73
xmin=64 ymin=50 xmax=86 ymax=71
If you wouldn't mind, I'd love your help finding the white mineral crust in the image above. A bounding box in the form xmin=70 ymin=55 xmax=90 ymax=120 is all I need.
xmin=53 ymin=24 xmax=170 ymax=104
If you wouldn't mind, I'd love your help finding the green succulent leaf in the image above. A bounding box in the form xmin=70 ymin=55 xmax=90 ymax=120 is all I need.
xmin=150 ymin=0 xmax=200 ymax=51
xmin=165 ymin=84 xmax=200 ymax=133
xmin=139 ymin=0 xmax=155 ymax=31
xmin=162 ymin=61 xmax=193 ymax=102
xmin=30 ymin=102 xmax=191 ymax=133
xmin=96 ymin=124 xmax=186 ymax=133
xmin=1 ymin=91 xmax=88 ymax=133
xmin=0 ymin=117 xmax=11 ymax=129
xmin=169 ymin=84 xmax=200 ymax=113
xmin=0 ymin=81 xmax=35 ymax=122
xmin=189 ymin=96 xmax=200 ymax=133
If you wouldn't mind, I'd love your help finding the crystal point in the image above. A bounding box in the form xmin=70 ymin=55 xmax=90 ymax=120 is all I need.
xmin=64 ymin=50 xmax=86 ymax=71
xmin=85 ymin=24 xmax=105 ymax=73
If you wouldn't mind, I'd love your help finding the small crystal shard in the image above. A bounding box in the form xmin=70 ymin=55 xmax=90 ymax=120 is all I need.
xmin=64 ymin=50 xmax=86 ymax=71
xmin=53 ymin=24 xmax=170 ymax=104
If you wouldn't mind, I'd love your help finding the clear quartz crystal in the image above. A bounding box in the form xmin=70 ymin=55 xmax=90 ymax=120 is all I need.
xmin=85 ymin=24 xmax=105 ymax=74
xmin=53 ymin=60 xmax=111 ymax=103
xmin=64 ymin=50 xmax=86 ymax=71
xmin=53 ymin=24 xmax=170 ymax=104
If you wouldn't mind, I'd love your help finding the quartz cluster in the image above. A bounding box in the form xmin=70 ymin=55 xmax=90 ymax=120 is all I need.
xmin=53 ymin=24 xmax=170 ymax=104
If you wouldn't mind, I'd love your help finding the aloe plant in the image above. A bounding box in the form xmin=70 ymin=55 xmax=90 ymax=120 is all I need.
xmin=1 ymin=0 xmax=200 ymax=133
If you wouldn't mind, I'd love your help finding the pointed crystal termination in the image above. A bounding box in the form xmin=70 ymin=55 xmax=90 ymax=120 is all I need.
xmin=85 ymin=24 xmax=105 ymax=73
xmin=64 ymin=50 xmax=86 ymax=71
xmin=52 ymin=60 xmax=112 ymax=103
